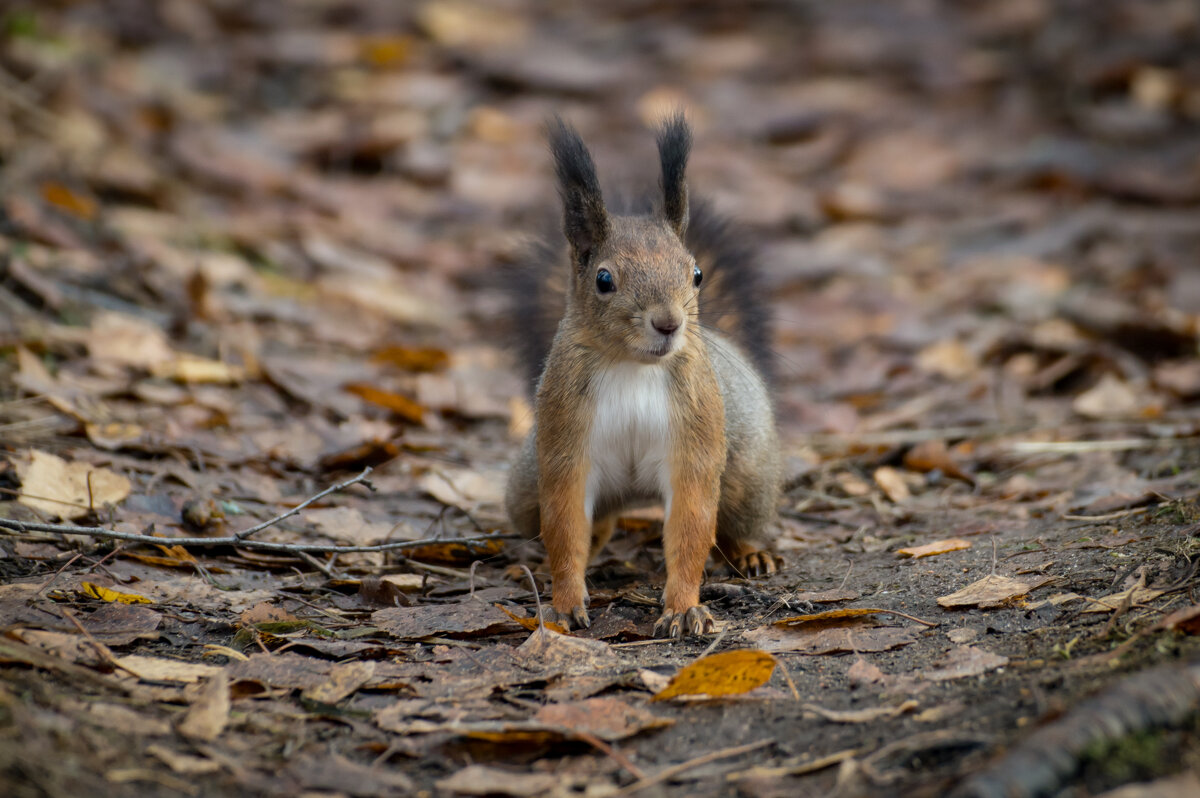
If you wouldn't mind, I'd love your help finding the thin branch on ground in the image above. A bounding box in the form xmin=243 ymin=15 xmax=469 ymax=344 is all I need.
xmin=235 ymin=467 xmax=375 ymax=540
xmin=0 ymin=517 xmax=516 ymax=555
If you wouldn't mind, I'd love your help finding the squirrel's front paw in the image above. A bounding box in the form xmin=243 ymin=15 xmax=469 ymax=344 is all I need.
xmin=654 ymin=605 xmax=715 ymax=639
xmin=542 ymin=604 xmax=591 ymax=631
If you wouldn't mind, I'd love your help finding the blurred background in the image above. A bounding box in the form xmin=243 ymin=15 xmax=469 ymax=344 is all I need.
xmin=2 ymin=0 xmax=1199 ymax=473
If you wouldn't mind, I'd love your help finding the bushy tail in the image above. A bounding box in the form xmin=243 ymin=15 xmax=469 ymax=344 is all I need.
xmin=507 ymin=198 xmax=774 ymax=390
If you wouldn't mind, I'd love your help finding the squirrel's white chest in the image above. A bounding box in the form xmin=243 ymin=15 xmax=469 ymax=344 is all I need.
xmin=584 ymin=363 xmax=672 ymax=521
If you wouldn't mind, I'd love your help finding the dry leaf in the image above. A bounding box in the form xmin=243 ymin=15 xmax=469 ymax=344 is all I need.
xmin=146 ymin=745 xmax=223 ymax=776
xmin=372 ymin=603 xmax=522 ymax=639
xmin=42 ymin=181 xmax=98 ymax=219
xmin=744 ymin=624 xmax=916 ymax=655
xmin=937 ymin=574 xmax=1051 ymax=609
xmin=897 ymin=539 xmax=972 ymax=559
xmin=533 ymin=697 xmax=671 ymax=740
xmin=80 ymin=582 xmax=152 ymax=605
xmin=916 ymin=339 xmax=977 ymax=379
xmin=18 ymin=450 xmax=131 ymax=520
xmin=344 ymin=382 xmax=426 ymax=424
xmin=874 ymin=466 xmax=911 ymax=503
xmin=436 ymin=765 xmax=560 ymax=797
xmin=903 ymin=440 xmax=974 ymax=483
xmin=177 ymin=670 xmax=230 ymax=741
xmin=497 ymin=604 xmax=568 ymax=635
xmin=1081 ymin=585 xmax=1164 ymax=613
xmin=651 ymin=649 xmax=776 ymax=701
xmin=87 ymin=312 xmax=174 ymax=368
xmin=919 ymin=645 xmax=1008 ymax=681
xmin=152 ymin=354 xmax=244 ymax=384
xmin=372 ymin=345 xmax=449 ymax=372
xmin=115 ymin=655 xmax=223 ymax=683
xmin=1073 ymin=373 xmax=1141 ymax=419
xmin=772 ymin=607 xmax=889 ymax=628
xmin=791 ymin=589 xmax=861 ymax=603
xmin=302 ymin=661 xmax=376 ymax=704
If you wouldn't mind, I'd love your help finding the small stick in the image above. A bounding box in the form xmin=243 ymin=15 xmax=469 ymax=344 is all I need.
xmin=776 ymin=657 xmax=801 ymax=701
xmin=235 ymin=467 xmax=375 ymax=540
xmin=574 ymin=730 xmax=647 ymax=781
xmin=0 ymin=517 xmax=515 ymax=555
xmin=618 ymin=738 xmax=773 ymax=795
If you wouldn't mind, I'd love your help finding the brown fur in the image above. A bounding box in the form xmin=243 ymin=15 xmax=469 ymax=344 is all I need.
xmin=505 ymin=116 xmax=781 ymax=638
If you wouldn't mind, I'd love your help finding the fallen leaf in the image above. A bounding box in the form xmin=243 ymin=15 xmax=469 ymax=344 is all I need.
xmin=372 ymin=345 xmax=450 ymax=372
xmin=302 ymin=661 xmax=376 ymax=705
xmin=916 ymin=339 xmax=977 ymax=380
xmin=919 ymin=645 xmax=1008 ymax=681
xmin=744 ymin=624 xmax=916 ymax=655
xmin=1073 ymin=373 xmax=1141 ymax=419
xmin=873 ymin=466 xmax=911 ymax=503
xmin=846 ymin=657 xmax=888 ymax=688
xmin=240 ymin=602 xmax=298 ymax=627
xmin=802 ymin=699 xmax=918 ymax=723
xmin=897 ymin=539 xmax=972 ymax=559
xmin=937 ymin=574 xmax=1052 ymax=609
xmin=791 ymin=588 xmax=861 ymax=603
xmin=42 ymin=181 xmax=98 ymax=219
xmin=18 ymin=450 xmax=131 ymax=520
xmin=344 ymin=382 xmax=425 ymax=424
xmin=651 ymin=649 xmax=777 ymax=701
xmin=305 ymin=506 xmax=400 ymax=545
xmin=534 ymin=696 xmax=672 ymax=740
xmin=115 ymin=655 xmax=223 ymax=683
xmin=372 ymin=603 xmax=522 ymax=639
xmin=497 ymin=604 xmax=568 ymax=635
xmin=284 ymin=752 xmax=414 ymax=795
xmin=1081 ymin=585 xmax=1164 ymax=613
xmin=152 ymin=354 xmax=245 ymax=384
xmin=417 ymin=467 xmax=506 ymax=514
xmin=436 ymin=765 xmax=560 ymax=797
xmin=87 ymin=312 xmax=174 ymax=368
xmin=772 ymin=607 xmax=890 ymax=628
xmin=81 ymin=603 xmax=161 ymax=644
xmin=80 ymin=582 xmax=153 ymax=605
xmin=515 ymin=624 xmax=616 ymax=671
xmin=177 ymin=670 xmax=230 ymax=741
xmin=1162 ymin=605 xmax=1200 ymax=634
xmin=903 ymin=440 xmax=974 ymax=483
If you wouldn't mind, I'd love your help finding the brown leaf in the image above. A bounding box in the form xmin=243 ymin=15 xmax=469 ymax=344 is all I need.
xmin=937 ymin=574 xmax=1051 ymax=609
xmin=177 ymin=670 xmax=230 ymax=741
xmin=240 ymin=602 xmax=298 ymax=627
xmin=436 ymin=765 xmax=560 ymax=797
xmin=897 ymin=539 xmax=972 ymax=559
xmin=515 ymin=625 xmax=617 ymax=671
xmin=41 ymin=181 xmax=98 ymax=220
xmin=372 ymin=345 xmax=450 ymax=372
xmin=903 ymin=440 xmax=974 ymax=483
xmin=1072 ymin=373 xmax=1142 ymax=419
xmin=81 ymin=603 xmax=161 ymax=645
xmin=744 ymin=624 xmax=916 ymax=655
xmin=115 ymin=655 xmax=223 ymax=684
xmin=534 ymin=696 xmax=672 ymax=739
xmin=1162 ymin=605 xmax=1200 ymax=634
xmin=919 ymin=645 xmax=1008 ymax=681
xmin=284 ymin=752 xmax=414 ymax=796
xmin=772 ymin=607 xmax=889 ymax=628
xmin=302 ymin=661 xmax=376 ymax=705
xmin=372 ymin=603 xmax=522 ymax=639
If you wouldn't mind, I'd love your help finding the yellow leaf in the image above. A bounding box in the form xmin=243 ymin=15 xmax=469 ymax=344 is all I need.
xmin=897 ymin=538 xmax=972 ymax=559
xmin=344 ymin=382 xmax=425 ymax=424
xmin=651 ymin=649 xmax=776 ymax=702
xmin=80 ymin=582 xmax=152 ymax=605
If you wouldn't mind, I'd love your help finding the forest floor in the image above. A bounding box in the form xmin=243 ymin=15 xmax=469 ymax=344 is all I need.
xmin=2 ymin=2 xmax=1200 ymax=797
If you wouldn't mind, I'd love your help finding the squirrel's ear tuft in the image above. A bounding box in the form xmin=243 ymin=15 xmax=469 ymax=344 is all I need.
xmin=547 ymin=116 xmax=609 ymax=268
xmin=656 ymin=111 xmax=691 ymax=238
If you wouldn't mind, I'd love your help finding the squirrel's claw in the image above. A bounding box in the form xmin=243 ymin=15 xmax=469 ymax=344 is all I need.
xmin=654 ymin=605 xmax=715 ymax=639
xmin=543 ymin=605 xmax=590 ymax=631
xmin=733 ymin=550 xmax=780 ymax=578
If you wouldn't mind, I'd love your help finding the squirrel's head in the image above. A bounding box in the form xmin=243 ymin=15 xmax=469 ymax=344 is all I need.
xmin=548 ymin=114 xmax=701 ymax=364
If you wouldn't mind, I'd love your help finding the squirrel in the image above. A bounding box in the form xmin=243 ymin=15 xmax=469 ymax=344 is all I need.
xmin=505 ymin=114 xmax=781 ymax=639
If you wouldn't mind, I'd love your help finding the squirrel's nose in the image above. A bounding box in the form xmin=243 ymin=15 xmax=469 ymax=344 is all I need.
xmin=652 ymin=315 xmax=680 ymax=336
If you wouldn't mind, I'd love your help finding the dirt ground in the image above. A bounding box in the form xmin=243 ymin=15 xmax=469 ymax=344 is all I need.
xmin=2 ymin=2 xmax=1200 ymax=796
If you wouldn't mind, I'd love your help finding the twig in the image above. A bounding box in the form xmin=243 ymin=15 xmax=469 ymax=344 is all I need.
xmin=235 ymin=467 xmax=375 ymax=540
xmin=617 ymin=738 xmax=773 ymax=795
xmin=776 ymin=657 xmax=801 ymax=701
xmin=1063 ymin=507 xmax=1150 ymax=523
xmin=726 ymin=747 xmax=859 ymax=781
xmin=574 ymin=730 xmax=646 ymax=781
xmin=0 ymin=517 xmax=516 ymax=555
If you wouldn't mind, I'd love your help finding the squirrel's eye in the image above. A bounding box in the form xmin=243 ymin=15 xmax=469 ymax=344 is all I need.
xmin=596 ymin=268 xmax=615 ymax=294
xmin=693 ymin=265 xmax=703 ymax=287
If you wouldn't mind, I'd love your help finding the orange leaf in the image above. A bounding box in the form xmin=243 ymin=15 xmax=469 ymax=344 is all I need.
xmin=495 ymin=604 xmax=568 ymax=635
xmin=79 ymin=582 xmax=152 ymax=605
xmin=651 ymin=649 xmax=776 ymax=701
xmin=372 ymin=345 xmax=450 ymax=372
xmin=41 ymin=181 xmax=97 ymax=220
xmin=772 ymin=607 xmax=885 ymax=628
xmin=344 ymin=383 xmax=425 ymax=424
xmin=896 ymin=538 xmax=972 ymax=559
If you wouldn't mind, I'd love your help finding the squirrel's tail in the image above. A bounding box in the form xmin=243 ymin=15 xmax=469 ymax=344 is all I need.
xmin=507 ymin=199 xmax=774 ymax=389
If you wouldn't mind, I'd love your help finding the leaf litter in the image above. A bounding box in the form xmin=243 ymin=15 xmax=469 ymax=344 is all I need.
xmin=2 ymin=2 xmax=1200 ymax=797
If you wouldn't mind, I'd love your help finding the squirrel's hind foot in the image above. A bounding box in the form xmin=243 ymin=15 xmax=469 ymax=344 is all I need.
xmin=654 ymin=605 xmax=715 ymax=639
xmin=719 ymin=540 xmax=782 ymax=578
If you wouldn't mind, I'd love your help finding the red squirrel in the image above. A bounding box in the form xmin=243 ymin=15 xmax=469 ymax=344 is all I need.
xmin=506 ymin=115 xmax=781 ymax=638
